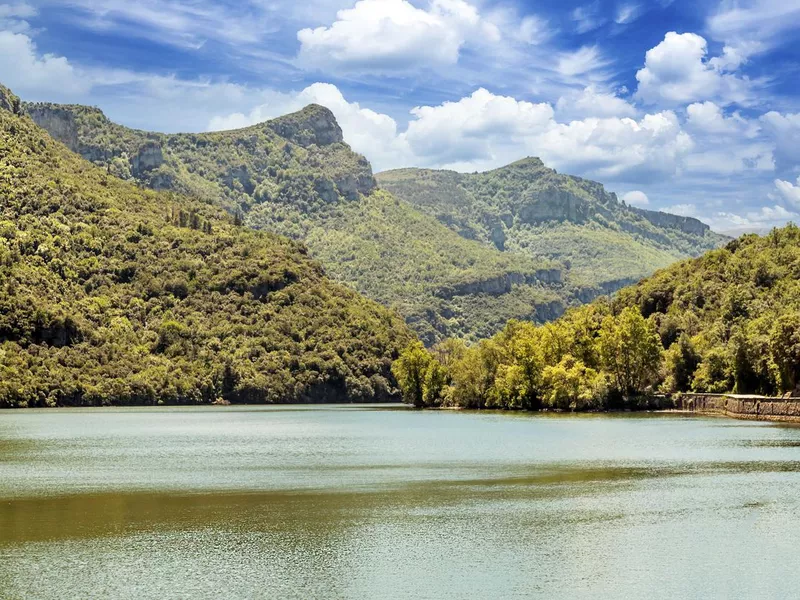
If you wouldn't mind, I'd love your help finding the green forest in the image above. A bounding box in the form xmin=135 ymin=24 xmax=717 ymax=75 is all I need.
xmin=0 ymin=85 xmax=413 ymax=408
xmin=5 ymin=81 xmax=800 ymax=410
xmin=26 ymin=102 xmax=725 ymax=344
xmin=393 ymin=226 xmax=800 ymax=409
xmin=378 ymin=160 xmax=728 ymax=287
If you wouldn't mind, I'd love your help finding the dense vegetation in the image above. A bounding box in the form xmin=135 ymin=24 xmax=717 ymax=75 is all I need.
xmin=394 ymin=226 xmax=800 ymax=409
xmin=25 ymin=102 xmax=568 ymax=344
xmin=0 ymin=85 xmax=414 ymax=408
xmin=377 ymin=160 xmax=728 ymax=287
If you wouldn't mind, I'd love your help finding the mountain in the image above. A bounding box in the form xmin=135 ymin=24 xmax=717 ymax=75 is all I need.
xmin=24 ymin=101 xmax=725 ymax=346
xmin=393 ymin=225 xmax=800 ymax=410
xmin=0 ymin=84 xmax=414 ymax=408
xmin=23 ymin=101 xmax=568 ymax=344
xmin=377 ymin=160 xmax=728 ymax=289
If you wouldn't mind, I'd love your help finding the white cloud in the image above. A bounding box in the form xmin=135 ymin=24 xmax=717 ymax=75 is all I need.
xmin=686 ymin=101 xmax=742 ymax=134
xmin=35 ymin=0 xmax=269 ymax=49
xmin=635 ymin=32 xmax=754 ymax=106
xmin=296 ymin=0 xmax=499 ymax=72
xmin=760 ymin=111 xmax=800 ymax=171
xmin=513 ymin=14 xmax=552 ymax=45
xmin=0 ymin=31 xmax=87 ymax=97
xmin=401 ymin=88 xmax=553 ymax=165
xmin=556 ymin=86 xmax=637 ymax=119
xmin=556 ymin=46 xmax=609 ymax=78
xmin=571 ymin=2 xmax=605 ymax=34
xmin=394 ymin=89 xmax=695 ymax=181
xmin=615 ymin=3 xmax=641 ymax=25
xmin=708 ymin=0 xmax=800 ymax=57
xmin=775 ymin=177 xmax=800 ymax=210
xmin=0 ymin=1 xmax=35 ymax=31
xmin=622 ymin=190 xmax=649 ymax=205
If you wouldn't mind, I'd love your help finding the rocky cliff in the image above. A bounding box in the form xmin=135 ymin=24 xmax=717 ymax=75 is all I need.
xmin=633 ymin=207 xmax=710 ymax=236
xmin=0 ymin=85 xmax=22 ymax=115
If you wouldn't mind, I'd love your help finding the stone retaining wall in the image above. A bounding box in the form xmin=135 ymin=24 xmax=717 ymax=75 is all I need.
xmin=676 ymin=393 xmax=800 ymax=423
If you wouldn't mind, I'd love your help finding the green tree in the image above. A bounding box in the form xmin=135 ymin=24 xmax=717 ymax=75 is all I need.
xmin=392 ymin=342 xmax=433 ymax=408
xmin=770 ymin=312 xmax=800 ymax=393
xmin=599 ymin=307 xmax=663 ymax=397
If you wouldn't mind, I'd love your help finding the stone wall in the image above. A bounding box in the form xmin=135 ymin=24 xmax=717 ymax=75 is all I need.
xmin=676 ymin=393 xmax=800 ymax=422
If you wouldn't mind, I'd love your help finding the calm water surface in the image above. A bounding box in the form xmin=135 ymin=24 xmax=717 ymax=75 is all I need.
xmin=2 ymin=406 xmax=800 ymax=599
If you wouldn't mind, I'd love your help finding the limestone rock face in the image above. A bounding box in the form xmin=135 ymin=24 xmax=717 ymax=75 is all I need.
xmin=436 ymin=269 xmax=563 ymax=299
xmin=131 ymin=142 xmax=164 ymax=177
xmin=634 ymin=207 xmax=709 ymax=236
xmin=518 ymin=187 xmax=589 ymax=224
xmin=267 ymin=104 xmax=344 ymax=147
xmin=334 ymin=160 xmax=378 ymax=200
xmin=26 ymin=105 xmax=80 ymax=152
xmin=0 ymin=85 xmax=22 ymax=115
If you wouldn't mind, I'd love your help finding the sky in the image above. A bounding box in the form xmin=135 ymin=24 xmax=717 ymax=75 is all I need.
xmin=2 ymin=0 xmax=800 ymax=234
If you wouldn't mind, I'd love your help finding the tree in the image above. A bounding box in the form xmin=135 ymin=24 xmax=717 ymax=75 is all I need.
xmin=662 ymin=334 xmax=700 ymax=393
xmin=392 ymin=342 xmax=433 ymax=408
xmin=599 ymin=307 xmax=662 ymax=397
xmin=770 ymin=312 xmax=800 ymax=393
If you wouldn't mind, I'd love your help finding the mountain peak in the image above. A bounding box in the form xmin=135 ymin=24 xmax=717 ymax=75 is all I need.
xmin=506 ymin=157 xmax=546 ymax=170
xmin=0 ymin=84 xmax=22 ymax=116
xmin=267 ymin=104 xmax=344 ymax=147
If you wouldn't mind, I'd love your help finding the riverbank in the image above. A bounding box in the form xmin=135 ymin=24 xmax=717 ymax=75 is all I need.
xmin=675 ymin=393 xmax=800 ymax=423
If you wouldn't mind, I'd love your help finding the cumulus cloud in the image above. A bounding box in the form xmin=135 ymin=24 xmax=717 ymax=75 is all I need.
xmin=760 ymin=111 xmax=800 ymax=171
xmin=0 ymin=31 xmax=87 ymax=97
xmin=635 ymin=32 xmax=754 ymax=106
xmin=686 ymin=101 xmax=740 ymax=134
xmin=775 ymin=177 xmax=800 ymax=210
xmin=556 ymin=86 xmax=636 ymax=119
xmin=296 ymin=0 xmax=499 ymax=72
xmin=622 ymin=190 xmax=649 ymax=205
xmin=401 ymin=88 xmax=553 ymax=165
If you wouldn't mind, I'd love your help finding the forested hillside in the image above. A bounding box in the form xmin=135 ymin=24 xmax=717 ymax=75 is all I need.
xmin=393 ymin=226 xmax=800 ymax=409
xmin=378 ymin=160 xmax=728 ymax=287
xmin=0 ymin=85 xmax=414 ymax=408
xmin=25 ymin=101 xmax=567 ymax=344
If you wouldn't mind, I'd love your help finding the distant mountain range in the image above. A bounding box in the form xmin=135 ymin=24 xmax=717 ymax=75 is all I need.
xmin=25 ymin=100 xmax=727 ymax=344
xmin=377 ymin=160 xmax=727 ymax=288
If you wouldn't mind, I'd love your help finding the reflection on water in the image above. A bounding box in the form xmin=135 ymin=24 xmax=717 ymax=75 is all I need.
xmin=2 ymin=406 xmax=800 ymax=599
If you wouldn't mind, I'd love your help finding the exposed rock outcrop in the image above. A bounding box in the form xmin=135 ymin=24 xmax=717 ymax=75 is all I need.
xmin=0 ymin=84 xmax=22 ymax=115
xmin=26 ymin=105 xmax=81 ymax=152
xmin=518 ymin=187 xmax=589 ymax=224
xmin=267 ymin=104 xmax=344 ymax=147
xmin=436 ymin=269 xmax=563 ymax=299
xmin=131 ymin=141 xmax=164 ymax=176
xmin=633 ymin=207 xmax=709 ymax=236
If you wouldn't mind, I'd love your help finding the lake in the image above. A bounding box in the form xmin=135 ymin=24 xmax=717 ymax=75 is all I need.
xmin=2 ymin=406 xmax=800 ymax=599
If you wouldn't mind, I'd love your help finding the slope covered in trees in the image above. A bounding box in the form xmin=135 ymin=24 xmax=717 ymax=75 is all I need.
xmin=377 ymin=160 xmax=728 ymax=288
xmin=394 ymin=226 xmax=800 ymax=409
xmin=25 ymin=101 xmax=567 ymax=344
xmin=0 ymin=84 xmax=414 ymax=408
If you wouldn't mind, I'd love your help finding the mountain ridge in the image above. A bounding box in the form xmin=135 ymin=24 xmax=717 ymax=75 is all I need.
xmin=23 ymin=98 xmax=726 ymax=344
xmin=0 ymin=84 xmax=414 ymax=407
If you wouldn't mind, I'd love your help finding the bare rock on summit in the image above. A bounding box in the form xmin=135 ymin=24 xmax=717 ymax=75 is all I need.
xmin=267 ymin=104 xmax=344 ymax=147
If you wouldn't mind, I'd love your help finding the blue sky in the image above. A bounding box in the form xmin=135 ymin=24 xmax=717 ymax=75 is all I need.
xmin=2 ymin=0 xmax=800 ymax=234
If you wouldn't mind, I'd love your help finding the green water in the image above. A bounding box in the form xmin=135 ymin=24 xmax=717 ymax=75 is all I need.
xmin=2 ymin=406 xmax=800 ymax=599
